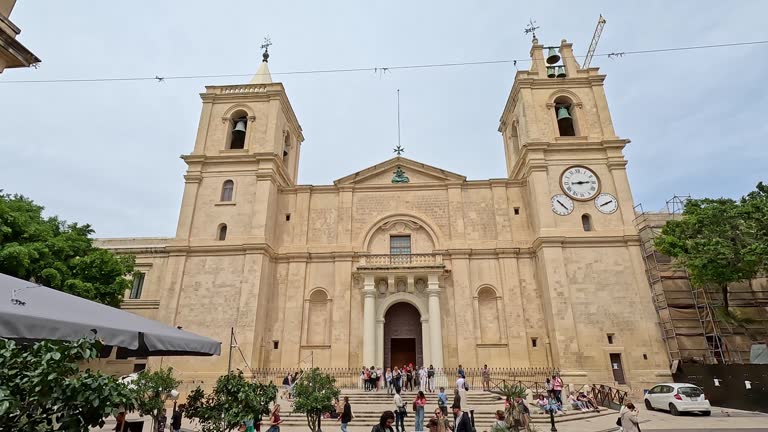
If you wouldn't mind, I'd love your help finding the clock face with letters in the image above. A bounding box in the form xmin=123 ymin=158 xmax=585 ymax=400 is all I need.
xmin=560 ymin=166 xmax=600 ymax=201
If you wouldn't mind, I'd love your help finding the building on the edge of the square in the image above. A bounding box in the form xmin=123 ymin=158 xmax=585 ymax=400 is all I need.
xmin=95 ymin=37 xmax=672 ymax=390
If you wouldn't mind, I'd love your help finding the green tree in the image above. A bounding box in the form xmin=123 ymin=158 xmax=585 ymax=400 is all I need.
xmin=0 ymin=192 xmax=135 ymax=306
xmin=132 ymin=368 xmax=181 ymax=432
xmin=291 ymin=368 xmax=340 ymax=432
xmin=184 ymin=371 xmax=277 ymax=432
xmin=0 ymin=338 xmax=134 ymax=432
xmin=655 ymin=184 xmax=768 ymax=314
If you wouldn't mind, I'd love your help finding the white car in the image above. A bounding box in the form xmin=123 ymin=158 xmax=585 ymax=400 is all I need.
xmin=644 ymin=383 xmax=711 ymax=416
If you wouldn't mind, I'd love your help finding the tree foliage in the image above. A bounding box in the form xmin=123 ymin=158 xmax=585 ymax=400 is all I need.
xmin=184 ymin=370 xmax=277 ymax=432
xmin=0 ymin=338 xmax=134 ymax=432
xmin=655 ymin=183 xmax=768 ymax=311
xmin=131 ymin=368 xmax=181 ymax=432
xmin=0 ymin=192 xmax=135 ymax=306
xmin=291 ymin=368 xmax=340 ymax=432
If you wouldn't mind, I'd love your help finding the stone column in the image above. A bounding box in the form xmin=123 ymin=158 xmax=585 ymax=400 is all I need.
xmin=421 ymin=318 xmax=431 ymax=367
xmin=427 ymin=274 xmax=444 ymax=368
xmin=362 ymin=274 xmax=377 ymax=367
xmin=376 ymin=319 xmax=385 ymax=367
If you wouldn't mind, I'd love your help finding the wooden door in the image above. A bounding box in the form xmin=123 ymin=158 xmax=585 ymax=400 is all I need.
xmin=610 ymin=353 xmax=626 ymax=384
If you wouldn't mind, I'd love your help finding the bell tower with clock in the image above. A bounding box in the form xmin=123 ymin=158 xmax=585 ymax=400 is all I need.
xmin=498 ymin=37 xmax=669 ymax=384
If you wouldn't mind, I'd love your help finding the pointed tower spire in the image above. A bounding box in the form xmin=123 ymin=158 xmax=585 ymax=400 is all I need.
xmin=250 ymin=37 xmax=273 ymax=84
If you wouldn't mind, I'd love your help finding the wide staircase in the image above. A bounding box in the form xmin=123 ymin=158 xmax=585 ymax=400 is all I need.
xmin=279 ymin=389 xmax=615 ymax=431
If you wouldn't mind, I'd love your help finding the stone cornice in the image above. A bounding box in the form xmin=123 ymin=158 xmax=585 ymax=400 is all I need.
xmin=531 ymin=235 xmax=642 ymax=251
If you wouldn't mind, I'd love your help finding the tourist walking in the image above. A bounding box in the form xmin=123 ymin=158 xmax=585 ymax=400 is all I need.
xmin=267 ymin=404 xmax=284 ymax=432
xmin=452 ymin=388 xmax=462 ymax=411
xmin=339 ymin=396 xmax=353 ymax=432
xmin=452 ymin=402 xmax=472 ymax=432
xmin=437 ymin=387 xmax=449 ymax=416
xmin=386 ymin=368 xmax=393 ymax=394
xmin=457 ymin=365 xmax=465 ymax=379
xmin=413 ymin=391 xmax=427 ymax=431
xmin=393 ymin=389 xmax=407 ymax=432
xmin=171 ymin=404 xmax=184 ymax=432
xmin=419 ymin=366 xmax=428 ymax=392
xmin=427 ymin=365 xmax=435 ymax=392
xmin=551 ymin=374 xmax=563 ymax=405
xmin=482 ymin=364 xmax=491 ymax=391
xmin=619 ymin=402 xmax=640 ymax=432
xmin=373 ymin=411 xmax=396 ymax=432
xmin=456 ymin=374 xmax=467 ymax=407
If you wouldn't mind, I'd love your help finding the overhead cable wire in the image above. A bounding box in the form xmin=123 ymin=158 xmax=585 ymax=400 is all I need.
xmin=1 ymin=39 xmax=766 ymax=84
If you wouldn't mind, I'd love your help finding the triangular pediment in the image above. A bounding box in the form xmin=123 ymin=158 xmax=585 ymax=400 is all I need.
xmin=334 ymin=157 xmax=466 ymax=186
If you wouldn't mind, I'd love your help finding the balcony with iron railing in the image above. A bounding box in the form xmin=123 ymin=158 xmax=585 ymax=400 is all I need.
xmin=356 ymin=253 xmax=444 ymax=270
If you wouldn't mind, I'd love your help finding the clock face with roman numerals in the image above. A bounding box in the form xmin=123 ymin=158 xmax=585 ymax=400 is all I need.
xmin=560 ymin=166 xmax=600 ymax=201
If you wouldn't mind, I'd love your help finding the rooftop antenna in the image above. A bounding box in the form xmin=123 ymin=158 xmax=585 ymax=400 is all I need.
xmin=582 ymin=15 xmax=607 ymax=69
xmin=393 ymin=89 xmax=404 ymax=156
xmin=524 ymin=18 xmax=540 ymax=42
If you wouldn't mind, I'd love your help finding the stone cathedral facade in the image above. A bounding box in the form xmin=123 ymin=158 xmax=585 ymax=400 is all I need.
xmin=99 ymin=38 xmax=671 ymax=389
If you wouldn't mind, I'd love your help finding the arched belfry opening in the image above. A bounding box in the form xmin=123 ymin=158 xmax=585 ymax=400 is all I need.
xmin=383 ymin=302 xmax=423 ymax=368
xmin=554 ymin=96 xmax=576 ymax=137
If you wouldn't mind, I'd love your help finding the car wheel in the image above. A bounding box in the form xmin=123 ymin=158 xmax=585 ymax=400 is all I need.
xmin=644 ymin=399 xmax=654 ymax=411
xmin=701 ymin=411 xmax=711 ymax=416
xmin=669 ymin=404 xmax=680 ymax=416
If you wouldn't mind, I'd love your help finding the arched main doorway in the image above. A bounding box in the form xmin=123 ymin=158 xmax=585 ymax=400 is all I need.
xmin=384 ymin=302 xmax=423 ymax=368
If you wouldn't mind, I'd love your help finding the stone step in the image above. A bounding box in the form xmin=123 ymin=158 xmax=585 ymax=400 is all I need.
xmin=277 ymin=409 xmax=615 ymax=426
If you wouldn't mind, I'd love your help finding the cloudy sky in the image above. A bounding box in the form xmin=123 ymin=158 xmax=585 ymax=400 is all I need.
xmin=1 ymin=1 xmax=766 ymax=238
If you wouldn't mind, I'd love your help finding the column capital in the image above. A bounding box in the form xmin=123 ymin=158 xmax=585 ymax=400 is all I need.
xmin=362 ymin=288 xmax=377 ymax=298
xmin=426 ymin=287 xmax=441 ymax=296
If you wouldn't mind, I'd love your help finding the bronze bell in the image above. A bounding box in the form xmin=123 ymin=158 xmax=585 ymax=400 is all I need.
xmin=232 ymin=120 xmax=247 ymax=133
xmin=556 ymin=106 xmax=572 ymax=120
xmin=547 ymin=66 xmax=556 ymax=78
xmin=546 ymin=47 xmax=561 ymax=65
xmin=556 ymin=66 xmax=566 ymax=78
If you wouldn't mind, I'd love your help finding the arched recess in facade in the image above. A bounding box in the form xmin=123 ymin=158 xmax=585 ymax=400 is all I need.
xmin=359 ymin=212 xmax=444 ymax=253
xmin=357 ymin=212 xmax=446 ymax=368
xmin=302 ymin=287 xmax=332 ymax=346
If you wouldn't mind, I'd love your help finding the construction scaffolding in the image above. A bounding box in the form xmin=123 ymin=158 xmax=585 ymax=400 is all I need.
xmin=634 ymin=196 xmax=768 ymax=365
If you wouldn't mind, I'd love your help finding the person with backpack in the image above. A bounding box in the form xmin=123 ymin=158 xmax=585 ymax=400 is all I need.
xmin=339 ymin=396 xmax=353 ymax=432
xmin=436 ymin=387 xmax=448 ymax=416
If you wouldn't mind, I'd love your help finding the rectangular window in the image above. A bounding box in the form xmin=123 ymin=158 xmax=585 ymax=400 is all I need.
xmin=273 ymin=340 xmax=280 ymax=350
xmin=390 ymin=235 xmax=412 ymax=255
xmin=513 ymin=207 xmax=520 ymax=215
xmin=607 ymin=333 xmax=614 ymax=344
xmin=531 ymin=337 xmax=538 ymax=348
xmin=132 ymin=363 xmax=147 ymax=373
xmin=130 ymin=273 xmax=145 ymax=299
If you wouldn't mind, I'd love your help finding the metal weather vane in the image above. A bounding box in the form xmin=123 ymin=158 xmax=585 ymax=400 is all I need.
xmin=524 ymin=18 xmax=540 ymax=40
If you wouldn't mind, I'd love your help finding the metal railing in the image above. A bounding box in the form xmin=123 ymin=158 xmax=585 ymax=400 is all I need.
xmin=358 ymin=253 xmax=444 ymax=267
xmin=573 ymin=384 xmax=629 ymax=411
xmin=248 ymin=367 xmax=558 ymax=391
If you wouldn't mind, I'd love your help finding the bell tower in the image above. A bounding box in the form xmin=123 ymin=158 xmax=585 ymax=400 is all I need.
xmin=174 ymin=45 xmax=304 ymax=245
xmin=499 ymin=37 xmax=633 ymax=235
xmin=497 ymin=37 xmax=669 ymax=380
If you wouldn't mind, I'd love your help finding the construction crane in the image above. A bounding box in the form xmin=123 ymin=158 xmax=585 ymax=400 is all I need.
xmin=582 ymin=14 xmax=607 ymax=69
